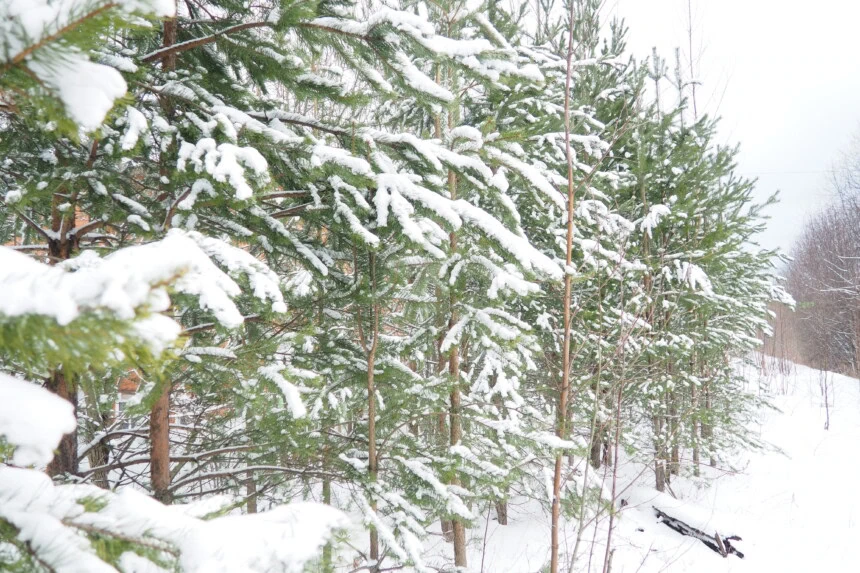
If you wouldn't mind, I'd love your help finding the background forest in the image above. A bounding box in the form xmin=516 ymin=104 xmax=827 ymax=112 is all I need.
xmin=0 ymin=0 xmax=790 ymax=571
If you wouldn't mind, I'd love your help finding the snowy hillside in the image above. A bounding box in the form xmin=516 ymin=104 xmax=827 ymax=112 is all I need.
xmin=422 ymin=361 xmax=860 ymax=572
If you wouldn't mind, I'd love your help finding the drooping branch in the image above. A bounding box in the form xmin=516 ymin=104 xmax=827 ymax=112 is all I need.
xmin=12 ymin=209 xmax=53 ymax=242
xmin=0 ymin=3 xmax=118 ymax=73
xmin=141 ymin=21 xmax=272 ymax=63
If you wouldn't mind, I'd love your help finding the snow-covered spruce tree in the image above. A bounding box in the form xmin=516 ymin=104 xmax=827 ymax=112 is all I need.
xmin=0 ymin=0 xmax=180 ymax=479
xmin=563 ymin=11 xmax=646 ymax=479
xmin=472 ymin=7 xmax=643 ymax=569
xmin=0 ymin=4 xmax=348 ymax=570
xmin=2 ymin=0 xmax=547 ymax=522
xmin=71 ymin=0 xmax=572 ymax=569
xmin=0 ymin=243 xmax=344 ymax=572
xmin=1 ymin=3 xmax=297 ymax=507
xmin=617 ymin=60 xmax=781 ymax=489
xmin=276 ymin=3 xmax=573 ymax=568
xmin=368 ymin=1 xmax=576 ymax=567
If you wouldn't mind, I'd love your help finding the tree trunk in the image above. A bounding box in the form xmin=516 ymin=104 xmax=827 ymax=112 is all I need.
xmin=589 ymin=380 xmax=605 ymax=470
xmin=702 ymin=385 xmax=716 ymax=467
xmin=439 ymin=404 xmax=454 ymax=541
xmin=447 ymin=220 xmax=467 ymax=568
xmin=246 ymin=471 xmax=258 ymax=514
xmin=449 ymin=358 xmax=467 ymax=567
xmin=150 ymin=382 xmax=172 ymax=503
xmin=654 ymin=414 xmax=666 ymax=492
xmin=590 ymin=432 xmax=603 ymax=470
xmin=322 ymin=477 xmax=333 ymax=572
xmin=368 ymin=344 xmax=379 ymax=569
xmin=365 ymin=252 xmax=381 ymax=571
xmin=437 ymin=344 xmax=454 ymax=542
xmin=550 ymin=4 xmax=579 ymax=569
xmin=691 ymin=383 xmax=700 ymax=477
xmin=45 ymin=189 xmax=78 ymax=478
xmin=88 ymin=409 xmax=111 ymax=488
xmin=495 ymin=500 xmax=508 ymax=526
xmin=147 ymin=8 xmax=179 ymax=508
xmin=669 ymin=392 xmax=680 ymax=476
xmin=46 ymin=371 xmax=78 ymax=477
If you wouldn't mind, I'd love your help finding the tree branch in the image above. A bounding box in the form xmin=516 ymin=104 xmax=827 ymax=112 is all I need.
xmin=1 ymin=3 xmax=118 ymax=74
xmin=12 ymin=209 xmax=53 ymax=242
xmin=141 ymin=21 xmax=272 ymax=63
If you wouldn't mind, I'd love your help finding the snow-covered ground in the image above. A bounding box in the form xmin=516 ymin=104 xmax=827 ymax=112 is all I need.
xmin=423 ymin=361 xmax=860 ymax=572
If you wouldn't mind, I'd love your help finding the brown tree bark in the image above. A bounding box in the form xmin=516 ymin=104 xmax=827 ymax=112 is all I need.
xmin=46 ymin=371 xmax=78 ymax=477
xmin=321 ymin=477 xmax=333 ymax=572
xmin=449 ymin=326 xmax=467 ymax=568
xmin=150 ymin=382 xmax=172 ymax=503
xmin=669 ymin=393 xmax=680 ymax=476
xmin=550 ymin=4 xmax=579 ymax=570
xmin=691 ymin=383 xmax=700 ymax=477
xmin=245 ymin=471 xmax=258 ymax=513
xmin=148 ymin=9 xmax=179 ymax=508
xmin=654 ymin=414 xmax=666 ymax=492
xmin=45 ymin=186 xmax=78 ymax=477
xmin=495 ymin=500 xmax=508 ymax=526
xmin=87 ymin=409 xmax=111 ymax=488
xmin=447 ymin=166 xmax=467 ymax=568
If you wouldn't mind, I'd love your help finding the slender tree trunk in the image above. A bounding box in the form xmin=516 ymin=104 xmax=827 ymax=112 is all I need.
xmin=150 ymin=383 xmax=172 ymax=503
xmin=439 ymin=410 xmax=454 ymax=540
xmin=46 ymin=371 xmax=78 ymax=477
xmin=365 ymin=253 xmax=381 ymax=571
xmin=437 ymin=337 xmax=454 ymax=542
xmin=322 ymin=477 xmax=333 ymax=572
xmin=590 ymin=431 xmax=603 ymax=470
xmin=703 ymin=384 xmax=716 ymax=467
xmin=550 ymin=4 xmax=579 ymax=570
xmin=246 ymin=471 xmax=258 ymax=513
xmin=589 ymin=380 xmax=604 ymax=470
xmin=654 ymin=413 xmax=666 ymax=492
xmin=88 ymin=408 xmax=111 ymax=488
xmin=149 ymin=12 xmax=179 ymax=506
xmin=495 ymin=500 xmax=508 ymax=526
xmin=367 ymin=348 xmax=379 ymax=569
xmin=601 ymin=384 xmax=625 ymax=573
xmin=447 ymin=159 xmax=468 ymax=567
xmin=45 ymin=189 xmax=78 ymax=477
xmin=449 ymin=327 xmax=467 ymax=568
xmin=669 ymin=392 xmax=680 ymax=476
xmin=691 ymin=383 xmax=700 ymax=477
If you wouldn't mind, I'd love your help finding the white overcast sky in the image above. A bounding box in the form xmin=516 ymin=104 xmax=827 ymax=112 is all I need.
xmin=607 ymin=0 xmax=860 ymax=254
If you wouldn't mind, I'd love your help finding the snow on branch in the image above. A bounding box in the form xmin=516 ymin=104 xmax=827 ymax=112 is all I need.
xmin=0 ymin=465 xmax=346 ymax=573
xmin=0 ymin=374 xmax=76 ymax=466
xmin=0 ymin=0 xmax=176 ymax=130
xmin=0 ymin=230 xmax=283 ymax=356
xmin=0 ymin=377 xmax=344 ymax=572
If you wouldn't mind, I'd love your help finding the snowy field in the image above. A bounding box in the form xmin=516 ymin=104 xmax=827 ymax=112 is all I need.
xmin=419 ymin=361 xmax=860 ymax=572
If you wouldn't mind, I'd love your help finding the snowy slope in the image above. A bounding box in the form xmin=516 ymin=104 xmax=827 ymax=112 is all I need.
xmin=422 ymin=361 xmax=860 ymax=572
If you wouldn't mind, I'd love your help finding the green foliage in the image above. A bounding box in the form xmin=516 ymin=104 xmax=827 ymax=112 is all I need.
xmin=0 ymin=0 xmax=784 ymax=570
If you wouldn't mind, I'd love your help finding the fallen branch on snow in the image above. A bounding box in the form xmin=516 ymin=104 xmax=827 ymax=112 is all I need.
xmin=653 ymin=507 xmax=744 ymax=559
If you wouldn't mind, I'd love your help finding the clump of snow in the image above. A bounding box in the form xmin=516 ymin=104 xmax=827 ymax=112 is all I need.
xmin=177 ymin=138 xmax=270 ymax=200
xmin=0 ymin=374 xmax=75 ymax=466
xmin=1 ymin=0 xmax=176 ymax=131
xmin=120 ymin=106 xmax=148 ymax=150
xmin=0 ymin=465 xmax=346 ymax=573
xmin=28 ymin=55 xmax=127 ymax=132
xmin=639 ymin=204 xmax=671 ymax=238
xmin=180 ymin=502 xmax=346 ymax=572
xmin=258 ymin=365 xmax=309 ymax=418
xmin=0 ymin=230 xmax=282 ymax=353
